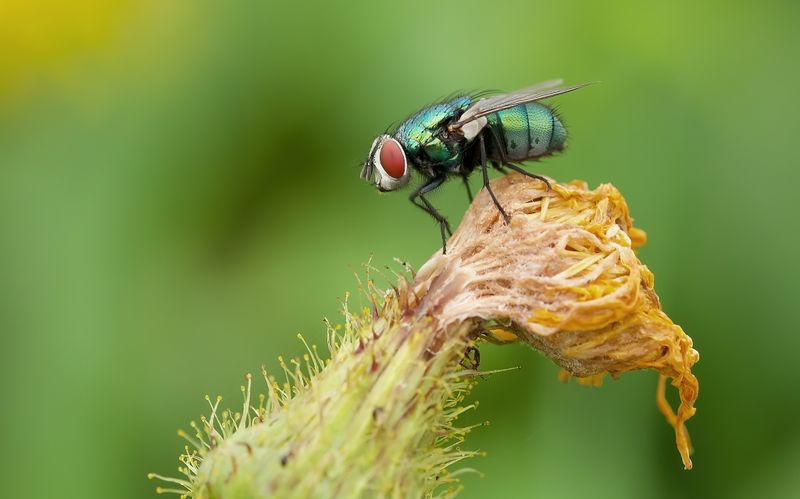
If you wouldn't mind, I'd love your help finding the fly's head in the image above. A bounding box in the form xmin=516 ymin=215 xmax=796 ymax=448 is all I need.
xmin=360 ymin=134 xmax=410 ymax=192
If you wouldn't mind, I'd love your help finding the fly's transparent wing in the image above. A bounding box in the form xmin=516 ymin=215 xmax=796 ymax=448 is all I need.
xmin=452 ymin=81 xmax=594 ymax=132
xmin=505 ymin=79 xmax=564 ymax=95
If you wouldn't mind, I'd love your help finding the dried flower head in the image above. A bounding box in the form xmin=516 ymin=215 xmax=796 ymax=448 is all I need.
xmin=151 ymin=173 xmax=700 ymax=498
xmin=414 ymin=173 xmax=699 ymax=469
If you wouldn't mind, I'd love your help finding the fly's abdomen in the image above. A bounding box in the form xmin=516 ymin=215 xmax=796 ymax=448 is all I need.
xmin=486 ymin=102 xmax=566 ymax=162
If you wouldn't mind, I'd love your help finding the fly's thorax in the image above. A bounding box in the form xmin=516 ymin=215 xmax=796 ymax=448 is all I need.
xmin=396 ymin=124 xmax=465 ymax=175
xmin=395 ymin=96 xmax=472 ymax=173
xmin=487 ymin=102 xmax=567 ymax=161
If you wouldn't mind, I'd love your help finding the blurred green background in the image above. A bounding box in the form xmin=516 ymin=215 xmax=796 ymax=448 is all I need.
xmin=2 ymin=0 xmax=799 ymax=498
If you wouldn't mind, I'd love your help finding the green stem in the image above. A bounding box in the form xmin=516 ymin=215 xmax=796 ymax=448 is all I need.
xmin=161 ymin=280 xmax=485 ymax=499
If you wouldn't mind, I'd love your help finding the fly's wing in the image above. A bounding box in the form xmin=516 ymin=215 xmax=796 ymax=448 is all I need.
xmin=504 ymin=79 xmax=565 ymax=95
xmin=451 ymin=81 xmax=594 ymax=135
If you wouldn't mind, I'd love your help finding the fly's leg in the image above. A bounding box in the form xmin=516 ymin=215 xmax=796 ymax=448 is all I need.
xmin=420 ymin=194 xmax=452 ymax=246
xmin=503 ymin=163 xmax=552 ymax=190
xmin=409 ymin=176 xmax=452 ymax=253
xmin=491 ymin=161 xmax=508 ymax=174
xmin=487 ymin=126 xmax=510 ymax=165
xmin=462 ymin=175 xmax=473 ymax=202
xmin=416 ymin=193 xmax=452 ymax=236
xmin=487 ymin=126 xmax=547 ymax=188
xmin=479 ymin=133 xmax=510 ymax=223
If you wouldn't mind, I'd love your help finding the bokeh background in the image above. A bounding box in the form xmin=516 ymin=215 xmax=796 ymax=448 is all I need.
xmin=2 ymin=1 xmax=799 ymax=498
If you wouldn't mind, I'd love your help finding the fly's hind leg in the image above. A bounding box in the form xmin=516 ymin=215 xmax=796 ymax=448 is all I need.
xmin=486 ymin=126 xmax=551 ymax=190
xmin=503 ymin=163 xmax=552 ymax=190
xmin=479 ymin=133 xmax=510 ymax=223
xmin=491 ymin=161 xmax=508 ymax=174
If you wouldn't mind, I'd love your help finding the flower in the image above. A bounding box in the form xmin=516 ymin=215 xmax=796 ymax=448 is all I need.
xmin=152 ymin=173 xmax=700 ymax=498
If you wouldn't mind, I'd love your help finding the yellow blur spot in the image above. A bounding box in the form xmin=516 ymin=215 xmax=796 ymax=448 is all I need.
xmin=0 ymin=0 xmax=132 ymax=101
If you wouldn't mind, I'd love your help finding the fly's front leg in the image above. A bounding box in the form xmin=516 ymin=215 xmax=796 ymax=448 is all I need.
xmin=409 ymin=176 xmax=452 ymax=253
xmin=419 ymin=194 xmax=452 ymax=237
xmin=479 ymin=133 xmax=510 ymax=223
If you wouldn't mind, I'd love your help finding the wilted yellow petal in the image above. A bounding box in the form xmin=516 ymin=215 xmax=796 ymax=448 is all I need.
xmin=416 ymin=173 xmax=699 ymax=469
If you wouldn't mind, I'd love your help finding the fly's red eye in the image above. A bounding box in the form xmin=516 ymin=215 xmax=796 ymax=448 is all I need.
xmin=379 ymin=139 xmax=405 ymax=179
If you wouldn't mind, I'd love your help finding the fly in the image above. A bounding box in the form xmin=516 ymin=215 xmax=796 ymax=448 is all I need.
xmin=360 ymin=80 xmax=592 ymax=253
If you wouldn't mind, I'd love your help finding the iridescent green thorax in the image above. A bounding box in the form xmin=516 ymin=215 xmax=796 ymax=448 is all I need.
xmin=487 ymin=102 xmax=566 ymax=161
xmin=395 ymin=96 xmax=472 ymax=172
